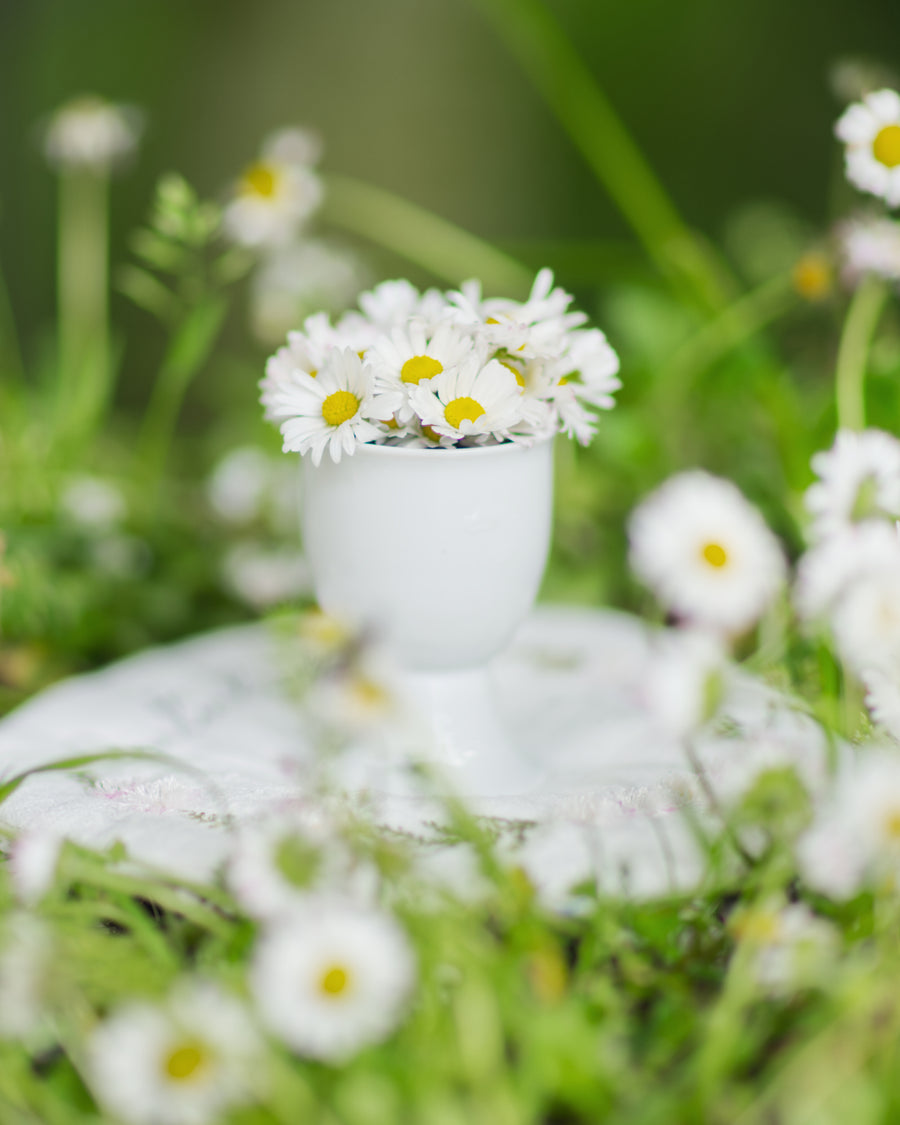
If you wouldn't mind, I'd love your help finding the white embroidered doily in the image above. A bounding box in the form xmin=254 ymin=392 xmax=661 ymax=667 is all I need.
xmin=0 ymin=608 xmax=828 ymax=902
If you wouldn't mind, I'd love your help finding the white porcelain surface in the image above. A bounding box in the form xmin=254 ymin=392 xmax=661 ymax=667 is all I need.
xmin=300 ymin=439 xmax=554 ymax=671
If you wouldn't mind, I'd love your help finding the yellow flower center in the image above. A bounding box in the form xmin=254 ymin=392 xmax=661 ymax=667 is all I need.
xmin=351 ymin=676 xmax=390 ymax=711
xmin=734 ymin=910 xmax=781 ymax=944
xmin=164 ymin=1043 xmax=209 ymax=1083
xmin=499 ymin=360 xmax=525 ymax=388
xmin=421 ymin=425 xmax=443 ymax=443
xmin=400 ymin=355 xmax=442 ymax=385
xmin=792 ymin=253 xmax=833 ymax=301
xmin=873 ymin=124 xmax=900 ymax=168
xmin=884 ymin=809 xmax=900 ymax=840
xmin=321 ymin=390 xmax=360 ymax=427
xmin=239 ymin=161 xmax=280 ymax=198
xmin=384 ymin=416 xmax=400 ymax=430
xmin=319 ymin=965 xmax=351 ymax=997
xmin=701 ymin=542 xmax=729 ymax=569
xmin=444 ymin=396 xmax=485 ymax=430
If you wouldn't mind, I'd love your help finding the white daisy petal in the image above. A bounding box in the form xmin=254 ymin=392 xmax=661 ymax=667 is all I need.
xmin=629 ymin=471 xmax=786 ymax=634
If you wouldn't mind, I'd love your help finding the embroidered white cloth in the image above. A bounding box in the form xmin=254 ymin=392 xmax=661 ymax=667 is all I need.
xmin=0 ymin=608 xmax=829 ymax=903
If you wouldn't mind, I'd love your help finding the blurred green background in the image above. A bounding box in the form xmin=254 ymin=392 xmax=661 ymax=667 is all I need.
xmin=2 ymin=0 xmax=898 ymax=355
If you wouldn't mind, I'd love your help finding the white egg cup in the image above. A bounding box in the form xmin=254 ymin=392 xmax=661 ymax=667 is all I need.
xmin=300 ymin=436 xmax=555 ymax=797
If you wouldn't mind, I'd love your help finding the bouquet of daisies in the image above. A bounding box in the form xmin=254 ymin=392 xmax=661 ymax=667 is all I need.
xmin=260 ymin=269 xmax=620 ymax=465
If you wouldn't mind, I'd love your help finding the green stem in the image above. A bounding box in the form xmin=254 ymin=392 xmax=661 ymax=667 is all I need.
xmin=468 ymin=0 xmax=733 ymax=310
xmin=835 ymin=274 xmax=888 ymax=432
xmin=656 ymin=273 xmax=797 ymax=461
xmin=668 ymin=274 xmax=795 ymax=384
xmin=322 ymin=173 xmax=533 ymax=296
xmin=57 ymin=168 xmax=111 ymax=439
xmin=137 ymin=295 xmax=228 ymax=499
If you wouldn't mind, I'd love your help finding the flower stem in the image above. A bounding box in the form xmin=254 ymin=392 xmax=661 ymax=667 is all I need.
xmin=137 ymin=295 xmax=228 ymax=503
xmin=322 ymin=173 xmax=534 ymax=296
xmin=656 ymin=273 xmax=798 ymax=461
xmin=835 ymin=275 xmax=888 ymax=432
xmin=468 ymin=0 xmax=733 ymax=311
xmin=57 ymin=167 xmax=111 ymax=441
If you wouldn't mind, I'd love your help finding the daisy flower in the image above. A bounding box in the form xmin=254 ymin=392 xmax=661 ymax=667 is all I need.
xmin=367 ymin=319 xmax=478 ymax=420
xmin=842 ymin=752 xmax=900 ymax=877
xmin=831 ymin=567 xmax=900 ymax=673
xmin=408 ymin=354 xmax=527 ymax=443
xmin=628 ymin=471 xmax=787 ymax=635
xmin=451 ymin=268 xmax=586 ymax=358
xmin=0 ymin=914 xmax=51 ymax=1039
xmin=8 ymin=830 xmax=62 ymax=906
xmin=863 ymin=667 xmax=900 ymax=741
xmin=85 ymin=980 xmax=262 ymax=1125
xmin=838 ymin=214 xmax=900 ymax=284
xmin=730 ymin=899 xmax=837 ymax=993
xmin=791 ymin=251 xmax=834 ymax=301
xmin=796 ymin=814 xmax=867 ymax=900
xmin=836 ymin=88 xmax=900 ymax=207
xmin=228 ymin=811 xmax=375 ymax=920
xmin=43 ymin=95 xmax=141 ymax=171
xmin=273 ymin=348 xmax=400 ymax=466
xmin=343 ymin=278 xmax=449 ymax=336
xmin=250 ymin=897 xmax=416 ymax=1062
xmin=805 ymin=428 xmax=900 ymax=541
xmin=223 ymin=126 xmax=323 ymax=248
xmin=794 ymin=519 xmax=900 ymax=619
xmin=640 ymin=629 xmax=727 ymax=740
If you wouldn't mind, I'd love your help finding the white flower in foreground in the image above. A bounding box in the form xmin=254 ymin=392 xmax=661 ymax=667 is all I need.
xmin=863 ymin=667 xmax=900 ymax=740
xmin=308 ymin=651 xmax=404 ymax=738
xmin=228 ymin=811 xmax=375 ymax=920
xmin=843 ymin=752 xmax=900 ymax=874
xmin=86 ymin=981 xmax=262 ymax=1125
xmin=831 ymin=568 xmax=900 ymax=673
xmin=838 ymin=214 xmax=900 ymax=283
xmin=836 ymin=88 xmax=900 ymax=207
xmin=43 ymin=95 xmax=141 ymax=171
xmin=408 ymin=354 xmax=527 ymax=443
xmin=275 ymin=348 xmax=399 ymax=466
xmin=629 ymin=471 xmax=786 ymax=634
xmin=800 ymin=751 xmax=900 ymax=897
xmin=8 ymin=830 xmax=62 ymax=906
xmin=794 ymin=519 xmax=900 ymax=619
xmin=223 ymin=126 xmax=323 ymax=248
xmin=641 ymin=629 xmax=727 ymax=740
xmin=797 ymin=814 xmax=867 ymax=900
xmin=0 ymin=915 xmax=51 ymax=1039
xmin=731 ymin=899 xmax=837 ymax=993
xmin=805 ymin=428 xmax=900 ymax=542
xmin=251 ymin=898 xmax=416 ymax=1061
